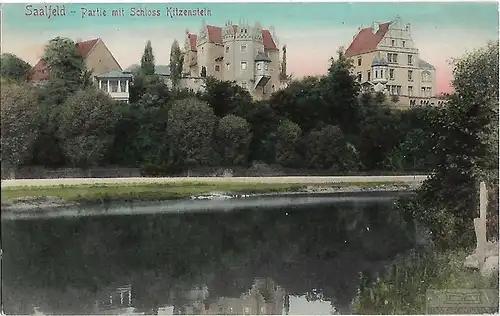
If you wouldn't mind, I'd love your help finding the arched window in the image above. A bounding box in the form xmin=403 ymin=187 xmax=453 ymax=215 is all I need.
xmin=421 ymin=71 xmax=431 ymax=82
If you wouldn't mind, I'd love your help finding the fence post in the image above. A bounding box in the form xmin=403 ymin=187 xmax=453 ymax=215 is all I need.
xmin=474 ymin=181 xmax=488 ymax=268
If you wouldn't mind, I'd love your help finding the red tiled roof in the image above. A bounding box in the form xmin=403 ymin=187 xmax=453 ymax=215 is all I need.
xmin=188 ymin=34 xmax=197 ymax=51
xmin=261 ymin=29 xmax=278 ymax=51
xmin=203 ymin=25 xmax=278 ymax=50
xmin=345 ymin=22 xmax=391 ymax=57
xmin=207 ymin=25 xmax=223 ymax=44
xmin=30 ymin=38 xmax=99 ymax=82
xmin=76 ymin=38 xmax=99 ymax=57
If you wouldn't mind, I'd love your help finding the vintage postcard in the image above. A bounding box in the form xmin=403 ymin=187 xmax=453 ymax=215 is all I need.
xmin=1 ymin=1 xmax=498 ymax=315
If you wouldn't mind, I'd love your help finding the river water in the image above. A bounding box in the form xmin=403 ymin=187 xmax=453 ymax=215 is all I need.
xmin=1 ymin=192 xmax=416 ymax=315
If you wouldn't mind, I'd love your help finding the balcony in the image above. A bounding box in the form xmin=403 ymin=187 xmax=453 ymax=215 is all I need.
xmin=94 ymin=71 xmax=133 ymax=103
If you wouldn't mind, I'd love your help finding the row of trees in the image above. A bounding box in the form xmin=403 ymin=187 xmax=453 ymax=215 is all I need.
xmin=3 ymin=36 xmax=497 ymax=246
xmin=1 ymin=39 xmax=442 ymax=177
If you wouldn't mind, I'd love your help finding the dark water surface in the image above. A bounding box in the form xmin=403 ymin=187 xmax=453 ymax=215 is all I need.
xmin=1 ymin=193 xmax=416 ymax=315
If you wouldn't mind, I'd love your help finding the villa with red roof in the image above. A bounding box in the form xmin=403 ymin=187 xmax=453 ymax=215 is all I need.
xmin=345 ymin=16 xmax=441 ymax=108
xmin=182 ymin=20 xmax=283 ymax=100
xmin=30 ymin=38 xmax=132 ymax=102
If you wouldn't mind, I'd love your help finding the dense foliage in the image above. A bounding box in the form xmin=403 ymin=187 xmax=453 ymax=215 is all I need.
xmin=0 ymin=42 xmax=444 ymax=177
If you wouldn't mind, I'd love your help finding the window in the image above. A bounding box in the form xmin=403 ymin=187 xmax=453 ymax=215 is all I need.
xmin=240 ymin=44 xmax=247 ymax=53
xmin=388 ymin=53 xmax=398 ymax=63
xmin=225 ymin=46 xmax=229 ymax=53
xmin=408 ymin=55 xmax=413 ymax=65
xmin=380 ymin=69 xmax=384 ymax=78
xmin=357 ymin=58 xmax=362 ymax=66
xmin=240 ymin=61 xmax=247 ymax=70
xmin=402 ymin=41 xmax=406 ymax=48
xmin=272 ymin=84 xmax=276 ymax=92
xmin=421 ymin=71 xmax=432 ymax=82
xmin=408 ymin=70 xmax=413 ymax=81
xmin=367 ymin=70 xmax=371 ymax=81
xmin=265 ymin=64 xmax=269 ymax=71
xmin=391 ymin=40 xmax=395 ymax=47
xmin=421 ymin=87 xmax=432 ymax=97
xmin=257 ymin=63 xmax=262 ymax=70
xmin=375 ymin=70 xmax=379 ymax=78
xmin=226 ymin=63 xmax=231 ymax=71
xmin=390 ymin=85 xmax=402 ymax=95
xmin=215 ymin=65 xmax=220 ymax=72
xmin=389 ymin=69 xmax=395 ymax=80
xmin=120 ymin=80 xmax=127 ymax=92
xmin=408 ymin=86 xmax=413 ymax=96
xmin=241 ymin=81 xmax=247 ymax=89
xmin=244 ymin=307 xmax=251 ymax=314
xmin=357 ymin=72 xmax=362 ymax=81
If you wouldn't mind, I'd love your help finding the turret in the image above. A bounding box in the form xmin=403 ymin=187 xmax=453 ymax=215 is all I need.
xmin=371 ymin=56 xmax=388 ymax=84
xmin=254 ymin=51 xmax=271 ymax=89
xmin=222 ymin=20 xmax=234 ymax=44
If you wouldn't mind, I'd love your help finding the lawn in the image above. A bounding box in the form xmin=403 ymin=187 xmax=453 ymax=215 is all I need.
xmin=1 ymin=182 xmax=309 ymax=203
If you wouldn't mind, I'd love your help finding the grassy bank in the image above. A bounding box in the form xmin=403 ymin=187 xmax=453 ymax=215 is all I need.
xmin=1 ymin=182 xmax=308 ymax=203
xmin=0 ymin=181 xmax=411 ymax=204
xmin=353 ymin=247 xmax=499 ymax=314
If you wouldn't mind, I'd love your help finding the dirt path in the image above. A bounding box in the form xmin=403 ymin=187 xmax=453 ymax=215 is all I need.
xmin=1 ymin=175 xmax=428 ymax=188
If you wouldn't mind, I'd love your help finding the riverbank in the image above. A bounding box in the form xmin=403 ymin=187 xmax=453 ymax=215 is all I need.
xmin=1 ymin=181 xmax=419 ymax=212
xmin=352 ymin=246 xmax=499 ymax=314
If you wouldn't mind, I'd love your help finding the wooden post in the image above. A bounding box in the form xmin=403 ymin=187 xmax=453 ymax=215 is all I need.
xmin=475 ymin=181 xmax=488 ymax=268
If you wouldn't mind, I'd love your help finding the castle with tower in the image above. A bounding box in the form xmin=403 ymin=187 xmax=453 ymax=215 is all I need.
xmin=182 ymin=20 xmax=287 ymax=100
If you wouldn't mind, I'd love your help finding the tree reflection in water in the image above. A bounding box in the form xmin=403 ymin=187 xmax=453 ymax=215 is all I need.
xmin=1 ymin=199 xmax=416 ymax=315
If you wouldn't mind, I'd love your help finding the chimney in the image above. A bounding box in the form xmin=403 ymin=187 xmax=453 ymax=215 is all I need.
xmin=372 ymin=21 xmax=380 ymax=32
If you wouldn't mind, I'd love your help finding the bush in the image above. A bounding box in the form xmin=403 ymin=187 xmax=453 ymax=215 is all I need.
xmin=353 ymin=247 xmax=499 ymax=314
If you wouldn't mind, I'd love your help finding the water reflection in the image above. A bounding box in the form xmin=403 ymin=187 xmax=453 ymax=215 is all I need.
xmin=2 ymin=195 xmax=416 ymax=315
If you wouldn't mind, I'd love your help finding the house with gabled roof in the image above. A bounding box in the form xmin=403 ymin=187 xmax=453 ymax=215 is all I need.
xmin=345 ymin=16 xmax=442 ymax=108
xmin=182 ymin=20 xmax=282 ymax=100
xmin=30 ymin=38 xmax=134 ymax=103
xmin=31 ymin=38 xmax=122 ymax=82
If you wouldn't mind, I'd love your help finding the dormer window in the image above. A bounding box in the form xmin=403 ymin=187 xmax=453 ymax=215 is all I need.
xmin=257 ymin=63 xmax=262 ymax=70
xmin=240 ymin=44 xmax=247 ymax=53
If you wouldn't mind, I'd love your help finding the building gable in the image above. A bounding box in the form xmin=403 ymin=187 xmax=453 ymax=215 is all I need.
xmin=85 ymin=39 xmax=122 ymax=73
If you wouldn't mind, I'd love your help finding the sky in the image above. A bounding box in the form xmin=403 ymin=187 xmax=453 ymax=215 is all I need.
xmin=1 ymin=2 xmax=498 ymax=93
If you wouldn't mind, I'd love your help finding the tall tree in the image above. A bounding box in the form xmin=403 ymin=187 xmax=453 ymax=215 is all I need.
xmin=275 ymin=119 xmax=301 ymax=167
xmin=140 ymin=41 xmax=156 ymax=76
xmin=168 ymin=98 xmax=217 ymax=166
xmin=43 ymin=37 xmax=86 ymax=86
xmin=0 ymin=80 xmax=38 ymax=178
xmin=215 ymin=115 xmax=252 ymax=166
xmin=410 ymin=41 xmax=499 ymax=248
xmin=0 ymin=54 xmax=32 ymax=82
xmin=319 ymin=47 xmax=361 ymax=135
xmin=58 ymin=88 xmax=119 ymax=169
xmin=169 ymin=39 xmax=183 ymax=88
xmin=279 ymin=45 xmax=288 ymax=81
